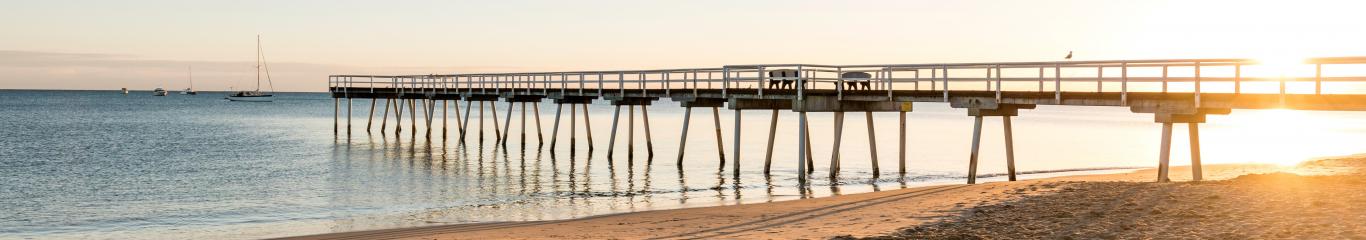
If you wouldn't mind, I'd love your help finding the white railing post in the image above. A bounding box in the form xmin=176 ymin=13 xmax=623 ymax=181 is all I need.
xmin=796 ymin=65 xmax=804 ymax=101
xmin=1121 ymin=62 xmax=1128 ymax=104
xmin=994 ymin=65 xmax=1002 ymax=101
xmin=1316 ymin=63 xmax=1323 ymax=95
xmin=837 ymin=67 xmax=844 ymax=100
xmin=757 ymin=66 xmax=765 ymax=97
xmin=722 ymin=67 xmax=730 ymax=97
xmin=1234 ymin=64 xmax=1242 ymax=94
xmin=942 ymin=65 xmax=950 ymax=102
xmin=887 ymin=68 xmax=894 ymax=98
xmin=1054 ymin=64 xmax=1061 ymax=103
xmin=1096 ymin=66 xmax=1104 ymax=93
xmin=1162 ymin=65 xmax=1169 ymax=93
xmin=1195 ymin=62 xmax=1202 ymax=108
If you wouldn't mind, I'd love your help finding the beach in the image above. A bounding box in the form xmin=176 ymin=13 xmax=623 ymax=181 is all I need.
xmin=283 ymin=156 xmax=1366 ymax=240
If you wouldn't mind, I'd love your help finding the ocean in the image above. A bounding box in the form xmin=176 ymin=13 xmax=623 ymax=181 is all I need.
xmin=2 ymin=90 xmax=1363 ymax=239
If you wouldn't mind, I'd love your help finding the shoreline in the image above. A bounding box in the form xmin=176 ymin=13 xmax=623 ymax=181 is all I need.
xmin=281 ymin=164 xmax=1288 ymax=240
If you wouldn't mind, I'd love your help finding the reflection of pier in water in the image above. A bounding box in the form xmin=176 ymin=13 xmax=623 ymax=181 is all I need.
xmin=330 ymin=57 xmax=1366 ymax=184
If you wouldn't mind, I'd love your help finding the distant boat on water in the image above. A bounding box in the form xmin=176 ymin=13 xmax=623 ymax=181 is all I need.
xmin=227 ymin=35 xmax=275 ymax=102
xmin=121 ymin=88 xmax=129 ymax=95
xmin=152 ymin=87 xmax=168 ymax=96
xmin=180 ymin=66 xmax=197 ymax=95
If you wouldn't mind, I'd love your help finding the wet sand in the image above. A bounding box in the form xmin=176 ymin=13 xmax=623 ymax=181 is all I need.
xmin=282 ymin=160 xmax=1361 ymax=240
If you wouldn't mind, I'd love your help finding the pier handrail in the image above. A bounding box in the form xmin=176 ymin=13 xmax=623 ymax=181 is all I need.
xmin=330 ymin=56 xmax=1366 ymax=106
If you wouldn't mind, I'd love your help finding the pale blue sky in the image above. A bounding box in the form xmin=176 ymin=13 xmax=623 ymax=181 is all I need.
xmin=3 ymin=0 xmax=1365 ymax=91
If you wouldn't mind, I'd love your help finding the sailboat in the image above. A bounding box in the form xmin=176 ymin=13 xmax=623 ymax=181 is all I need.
xmin=227 ymin=35 xmax=275 ymax=102
xmin=180 ymin=66 xmax=197 ymax=95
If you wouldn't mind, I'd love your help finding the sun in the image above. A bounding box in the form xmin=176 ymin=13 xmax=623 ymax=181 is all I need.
xmin=1253 ymin=54 xmax=1309 ymax=77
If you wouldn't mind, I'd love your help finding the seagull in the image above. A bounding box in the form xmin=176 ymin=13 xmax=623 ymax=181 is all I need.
xmin=1064 ymin=51 xmax=1073 ymax=60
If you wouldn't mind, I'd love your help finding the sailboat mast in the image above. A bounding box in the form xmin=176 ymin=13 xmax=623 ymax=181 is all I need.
xmin=188 ymin=66 xmax=193 ymax=90
xmin=255 ymin=35 xmax=261 ymax=92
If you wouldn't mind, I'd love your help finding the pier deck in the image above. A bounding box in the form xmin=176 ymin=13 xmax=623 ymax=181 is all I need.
xmin=327 ymin=57 xmax=1366 ymax=183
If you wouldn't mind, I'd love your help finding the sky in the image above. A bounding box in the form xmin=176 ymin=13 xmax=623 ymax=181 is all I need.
xmin=3 ymin=0 xmax=1365 ymax=92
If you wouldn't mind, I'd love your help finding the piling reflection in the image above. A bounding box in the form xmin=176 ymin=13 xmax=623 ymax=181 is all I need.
xmin=326 ymin=105 xmax=957 ymax=226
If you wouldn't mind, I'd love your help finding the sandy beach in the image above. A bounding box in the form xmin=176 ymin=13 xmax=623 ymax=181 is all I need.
xmin=282 ymin=156 xmax=1366 ymax=240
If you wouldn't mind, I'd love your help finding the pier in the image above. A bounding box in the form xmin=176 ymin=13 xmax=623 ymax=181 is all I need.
xmin=329 ymin=57 xmax=1366 ymax=183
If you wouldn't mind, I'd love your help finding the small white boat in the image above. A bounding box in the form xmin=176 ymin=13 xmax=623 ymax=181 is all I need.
xmin=152 ymin=87 xmax=169 ymax=96
xmin=228 ymin=35 xmax=275 ymax=102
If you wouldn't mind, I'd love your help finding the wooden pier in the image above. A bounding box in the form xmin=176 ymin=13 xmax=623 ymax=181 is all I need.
xmin=329 ymin=57 xmax=1366 ymax=183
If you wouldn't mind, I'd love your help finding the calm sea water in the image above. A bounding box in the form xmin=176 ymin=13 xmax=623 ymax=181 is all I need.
xmin=2 ymin=90 xmax=1364 ymax=239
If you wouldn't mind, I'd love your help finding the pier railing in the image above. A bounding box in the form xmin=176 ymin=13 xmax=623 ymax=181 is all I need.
xmin=330 ymin=56 xmax=1366 ymax=105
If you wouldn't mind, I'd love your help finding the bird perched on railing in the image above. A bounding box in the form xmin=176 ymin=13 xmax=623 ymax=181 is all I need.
xmin=1065 ymin=51 xmax=1073 ymax=60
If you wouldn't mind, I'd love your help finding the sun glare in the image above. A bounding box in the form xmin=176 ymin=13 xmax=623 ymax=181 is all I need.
xmin=1253 ymin=55 xmax=1309 ymax=77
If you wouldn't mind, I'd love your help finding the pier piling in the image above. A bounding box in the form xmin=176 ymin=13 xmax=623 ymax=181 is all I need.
xmin=1158 ymin=122 xmax=1173 ymax=182
xmin=501 ymin=102 xmax=513 ymax=145
xmin=967 ymin=115 xmax=984 ymax=184
xmin=533 ymin=103 xmax=543 ymax=145
xmin=830 ymin=111 xmax=845 ymax=179
xmin=1003 ymin=115 xmax=1016 ymax=181
xmin=1189 ymin=123 xmax=1203 ymax=181
xmin=764 ymin=109 xmax=779 ymax=175
xmin=898 ymin=111 xmax=907 ymax=175
xmin=581 ymin=104 xmax=594 ymax=150
xmin=367 ymin=99 xmax=376 ymax=133
xmin=550 ymin=104 xmax=563 ymax=151
xmin=865 ymin=111 xmax=879 ymax=177
xmin=711 ymin=107 xmax=726 ymax=170
xmin=732 ymin=108 xmax=741 ymax=178
xmin=380 ymin=99 xmax=390 ymax=134
xmin=607 ymin=105 xmax=622 ymax=157
xmin=675 ymin=107 xmax=692 ymax=167
xmin=641 ymin=105 xmax=654 ymax=159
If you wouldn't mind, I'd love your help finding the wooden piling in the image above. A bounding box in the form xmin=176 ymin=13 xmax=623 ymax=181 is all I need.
xmin=1189 ymin=123 xmax=1202 ymax=181
xmin=797 ymin=111 xmax=808 ymax=181
xmin=829 ymin=111 xmax=845 ymax=179
xmin=581 ymin=104 xmax=593 ymax=150
xmin=380 ymin=98 xmax=391 ymax=134
xmin=367 ymin=99 xmax=376 ymax=133
xmin=967 ymin=116 xmax=984 ymax=184
xmin=394 ymin=98 xmax=404 ymax=134
xmin=607 ymin=105 xmax=622 ymax=157
xmin=501 ymin=102 xmax=513 ymax=145
xmin=497 ymin=100 xmax=508 ymax=142
xmin=1003 ymin=115 xmax=1017 ymax=181
xmin=764 ymin=109 xmax=778 ymax=175
xmin=346 ymin=98 xmax=352 ymax=135
xmin=333 ymin=98 xmax=339 ymax=134
xmin=420 ymin=99 xmax=431 ymax=139
xmin=1158 ymin=122 xmax=1173 ymax=182
xmin=533 ymin=103 xmax=544 ymax=145
xmin=865 ymin=111 xmax=878 ymax=177
xmin=711 ymin=107 xmax=726 ymax=169
xmin=898 ymin=111 xmax=907 ymax=174
xmin=442 ymin=100 xmax=448 ymax=139
xmin=629 ymin=105 xmax=636 ymax=160
xmin=520 ymin=102 xmax=527 ymax=145
xmin=732 ymin=109 xmax=742 ymax=177
xmin=676 ymin=107 xmax=692 ymax=167
xmin=641 ymin=105 xmax=654 ymax=159
xmin=570 ymin=103 xmax=577 ymax=151
xmin=804 ymin=112 xmax=813 ymax=174
xmin=408 ymin=99 xmax=417 ymax=136
xmin=459 ymin=101 xmax=473 ymax=143
xmin=478 ymin=101 xmax=485 ymax=141
xmin=550 ymin=104 xmax=563 ymax=150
